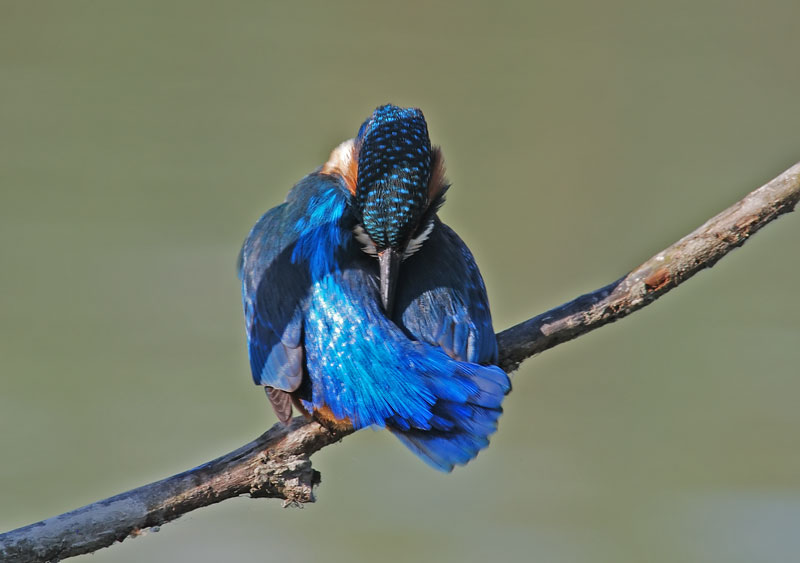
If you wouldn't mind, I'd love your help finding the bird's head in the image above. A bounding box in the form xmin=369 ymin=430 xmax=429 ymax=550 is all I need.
xmin=322 ymin=104 xmax=448 ymax=315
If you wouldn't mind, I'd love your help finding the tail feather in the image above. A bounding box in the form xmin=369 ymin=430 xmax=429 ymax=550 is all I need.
xmin=427 ymin=363 xmax=508 ymax=408
xmin=392 ymin=424 xmax=493 ymax=471
xmin=390 ymin=363 xmax=510 ymax=472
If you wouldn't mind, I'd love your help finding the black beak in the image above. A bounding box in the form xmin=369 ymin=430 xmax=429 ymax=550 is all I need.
xmin=378 ymin=248 xmax=401 ymax=316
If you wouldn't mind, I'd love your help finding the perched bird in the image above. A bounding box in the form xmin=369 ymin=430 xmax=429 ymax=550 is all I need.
xmin=238 ymin=104 xmax=510 ymax=471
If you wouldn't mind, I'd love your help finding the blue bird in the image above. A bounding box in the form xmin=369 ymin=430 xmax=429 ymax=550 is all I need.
xmin=238 ymin=104 xmax=510 ymax=471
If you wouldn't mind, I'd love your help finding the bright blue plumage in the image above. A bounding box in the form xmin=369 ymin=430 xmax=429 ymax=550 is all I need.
xmin=239 ymin=105 xmax=509 ymax=471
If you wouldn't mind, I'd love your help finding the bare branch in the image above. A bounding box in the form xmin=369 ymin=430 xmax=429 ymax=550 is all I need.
xmin=2 ymin=161 xmax=799 ymax=563
xmin=0 ymin=419 xmax=352 ymax=563
xmin=497 ymin=161 xmax=800 ymax=372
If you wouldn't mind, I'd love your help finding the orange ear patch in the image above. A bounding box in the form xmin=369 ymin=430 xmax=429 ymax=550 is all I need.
xmin=427 ymin=147 xmax=448 ymax=201
xmin=321 ymin=139 xmax=359 ymax=195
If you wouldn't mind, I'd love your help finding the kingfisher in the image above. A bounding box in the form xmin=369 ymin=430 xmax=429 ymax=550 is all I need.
xmin=238 ymin=104 xmax=510 ymax=471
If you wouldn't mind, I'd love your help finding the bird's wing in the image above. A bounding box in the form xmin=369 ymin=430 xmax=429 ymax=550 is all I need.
xmin=395 ymin=219 xmax=499 ymax=365
xmin=238 ymin=173 xmax=351 ymax=422
xmin=382 ymin=219 xmax=509 ymax=470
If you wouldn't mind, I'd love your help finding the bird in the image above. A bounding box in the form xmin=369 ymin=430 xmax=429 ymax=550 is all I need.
xmin=238 ymin=104 xmax=510 ymax=471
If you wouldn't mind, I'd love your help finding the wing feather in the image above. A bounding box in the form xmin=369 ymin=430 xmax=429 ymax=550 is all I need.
xmin=395 ymin=219 xmax=498 ymax=365
xmin=238 ymin=173 xmax=351 ymax=419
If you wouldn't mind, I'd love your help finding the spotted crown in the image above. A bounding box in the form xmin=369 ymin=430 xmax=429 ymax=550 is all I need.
xmin=355 ymin=105 xmax=432 ymax=250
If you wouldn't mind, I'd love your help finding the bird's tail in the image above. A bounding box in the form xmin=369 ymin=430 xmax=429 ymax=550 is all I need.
xmin=388 ymin=362 xmax=510 ymax=472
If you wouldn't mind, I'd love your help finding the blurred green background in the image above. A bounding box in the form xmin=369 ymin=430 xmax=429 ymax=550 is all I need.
xmin=2 ymin=1 xmax=800 ymax=562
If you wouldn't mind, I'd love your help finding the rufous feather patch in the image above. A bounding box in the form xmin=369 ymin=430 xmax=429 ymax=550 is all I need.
xmin=321 ymin=139 xmax=358 ymax=195
xmin=427 ymin=147 xmax=447 ymax=201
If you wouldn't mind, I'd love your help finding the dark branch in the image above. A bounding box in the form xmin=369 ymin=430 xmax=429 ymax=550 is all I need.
xmin=0 ymin=419 xmax=352 ymax=563
xmin=497 ymin=160 xmax=800 ymax=371
xmin=2 ymin=161 xmax=799 ymax=563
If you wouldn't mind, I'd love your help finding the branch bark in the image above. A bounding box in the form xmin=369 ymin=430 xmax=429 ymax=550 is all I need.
xmin=2 ymin=161 xmax=799 ymax=563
